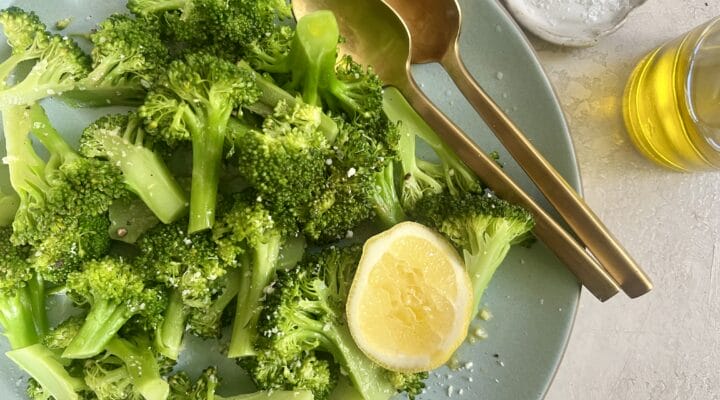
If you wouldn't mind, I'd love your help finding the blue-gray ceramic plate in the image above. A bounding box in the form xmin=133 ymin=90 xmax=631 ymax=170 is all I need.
xmin=0 ymin=0 xmax=581 ymax=399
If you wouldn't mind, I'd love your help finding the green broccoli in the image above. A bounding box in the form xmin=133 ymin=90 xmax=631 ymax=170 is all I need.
xmin=413 ymin=190 xmax=535 ymax=312
xmin=127 ymin=0 xmax=292 ymax=58
xmin=0 ymin=7 xmax=51 ymax=86
xmin=383 ymin=86 xmax=480 ymax=205
xmin=86 ymin=335 xmax=170 ymax=400
xmin=0 ymin=236 xmax=86 ymax=400
xmin=0 ymin=226 xmax=46 ymax=349
xmin=62 ymin=257 xmax=167 ymax=359
xmin=139 ymin=52 xmax=260 ymax=233
xmin=136 ymin=220 xmax=232 ymax=358
xmin=80 ymin=112 xmax=188 ymax=224
xmin=211 ymin=196 xmax=287 ymax=357
xmin=44 ymin=316 xmax=169 ymax=400
xmin=62 ymin=13 xmax=169 ymax=107
xmin=247 ymin=246 xmax=426 ymax=400
xmin=231 ymin=101 xmax=331 ymax=232
xmin=0 ymin=9 xmax=88 ymax=107
xmin=169 ymin=367 xmax=314 ymax=400
xmin=3 ymin=104 xmax=123 ymax=282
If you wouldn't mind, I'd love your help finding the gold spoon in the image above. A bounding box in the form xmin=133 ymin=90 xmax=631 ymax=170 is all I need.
xmin=292 ymin=0 xmax=621 ymax=301
xmin=382 ymin=0 xmax=651 ymax=297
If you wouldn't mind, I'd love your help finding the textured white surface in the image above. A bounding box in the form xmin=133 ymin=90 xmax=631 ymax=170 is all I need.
xmin=529 ymin=1 xmax=720 ymax=399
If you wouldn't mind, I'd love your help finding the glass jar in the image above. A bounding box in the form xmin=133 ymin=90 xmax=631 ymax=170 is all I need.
xmin=623 ymin=16 xmax=720 ymax=171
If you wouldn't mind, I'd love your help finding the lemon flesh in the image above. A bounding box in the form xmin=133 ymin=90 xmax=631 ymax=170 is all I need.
xmin=346 ymin=221 xmax=473 ymax=372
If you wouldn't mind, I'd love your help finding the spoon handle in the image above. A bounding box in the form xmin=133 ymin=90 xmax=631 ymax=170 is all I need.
xmin=440 ymin=47 xmax=652 ymax=298
xmin=393 ymin=76 xmax=620 ymax=301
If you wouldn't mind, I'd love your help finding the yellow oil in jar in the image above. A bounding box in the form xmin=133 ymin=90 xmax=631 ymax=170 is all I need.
xmin=623 ymin=19 xmax=720 ymax=171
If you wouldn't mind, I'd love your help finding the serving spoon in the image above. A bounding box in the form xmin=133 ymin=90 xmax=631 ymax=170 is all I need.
xmin=382 ymin=0 xmax=651 ymax=297
xmin=292 ymin=0 xmax=621 ymax=301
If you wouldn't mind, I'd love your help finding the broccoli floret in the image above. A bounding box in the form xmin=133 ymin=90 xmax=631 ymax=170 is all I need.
xmin=386 ymin=371 xmax=428 ymax=400
xmin=0 ymin=7 xmax=51 ymax=86
xmin=136 ymin=221 xmax=229 ymax=357
xmin=232 ymin=101 xmax=331 ymax=231
xmin=139 ymin=52 xmax=260 ymax=233
xmin=303 ymin=113 xmax=402 ymax=240
xmin=250 ymin=246 xmax=404 ymax=400
xmin=62 ymin=13 xmax=168 ymax=107
xmin=0 ymin=10 xmax=89 ymax=107
xmin=3 ymin=104 xmax=123 ymax=282
xmin=383 ymin=86 xmax=480 ymax=205
xmin=86 ymin=335 xmax=169 ymax=400
xmin=241 ymin=352 xmax=336 ymax=400
xmin=211 ymin=196 xmax=286 ymax=357
xmin=128 ymin=0 xmax=292 ymax=58
xmin=62 ymin=257 xmax=166 ymax=359
xmin=80 ymin=112 xmax=188 ymax=224
xmin=413 ymin=190 xmax=535 ymax=312
xmin=42 ymin=316 xmax=169 ymax=400
xmin=169 ymin=367 xmax=314 ymax=400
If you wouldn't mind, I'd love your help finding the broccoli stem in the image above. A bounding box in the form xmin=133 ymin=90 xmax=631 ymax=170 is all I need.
xmin=465 ymin=222 xmax=521 ymax=313
xmin=3 ymin=105 xmax=50 ymax=200
xmin=98 ymin=118 xmax=188 ymax=224
xmin=224 ymin=391 xmax=314 ymax=400
xmin=289 ymin=11 xmax=339 ymax=108
xmin=154 ymin=288 xmax=186 ymax=360
xmin=0 ymin=287 xmax=40 ymax=349
xmin=238 ymin=61 xmax=338 ymax=143
xmin=27 ymin=103 xmax=77 ymax=160
xmin=187 ymin=107 xmax=228 ymax=233
xmin=294 ymin=315 xmax=394 ymax=400
xmin=371 ymin=162 xmax=405 ymax=227
xmin=60 ymin=85 xmax=147 ymax=107
xmin=0 ymin=61 xmax=78 ymax=107
xmin=105 ymin=336 xmax=169 ymax=400
xmin=62 ymin=300 xmax=132 ymax=359
xmin=383 ymin=87 xmax=477 ymax=195
xmin=27 ymin=272 xmax=48 ymax=337
xmin=228 ymin=237 xmax=281 ymax=358
xmin=6 ymin=343 xmax=86 ymax=400
xmin=0 ymin=191 xmax=19 ymax=226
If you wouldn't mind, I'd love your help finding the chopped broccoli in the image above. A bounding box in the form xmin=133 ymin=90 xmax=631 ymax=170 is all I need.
xmin=231 ymin=101 xmax=331 ymax=232
xmin=45 ymin=316 xmax=169 ymax=400
xmin=80 ymin=112 xmax=188 ymax=224
xmin=413 ymin=190 xmax=535 ymax=312
xmin=62 ymin=13 xmax=168 ymax=107
xmin=136 ymin=221 xmax=229 ymax=357
xmin=63 ymin=257 xmax=167 ymax=359
xmin=383 ymin=87 xmax=480 ymax=203
xmin=0 ymin=7 xmax=51 ymax=86
xmin=169 ymin=367 xmax=314 ymax=400
xmin=212 ymin=196 xmax=285 ymax=357
xmin=248 ymin=246 xmax=417 ymax=400
xmin=0 ymin=226 xmax=46 ymax=349
xmin=0 ymin=9 xmax=88 ymax=107
xmin=139 ymin=52 xmax=260 ymax=233
xmin=4 ymin=309 xmax=87 ymax=400
xmin=7 ymin=343 xmax=87 ymax=400
xmin=3 ymin=104 xmax=122 ymax=282
xmin=93 ymin=335 xmax=170 ymax=400
xmin=127 ymin=0 xmax=292 ymax=58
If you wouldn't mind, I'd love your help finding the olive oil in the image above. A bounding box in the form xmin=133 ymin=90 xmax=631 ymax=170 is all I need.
xmin=623 ymin=18 xmax=720 ymax=171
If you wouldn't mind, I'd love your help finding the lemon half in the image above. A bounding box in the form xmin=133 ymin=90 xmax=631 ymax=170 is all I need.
xmin=346 ymin=221 xmax=473 ymax=372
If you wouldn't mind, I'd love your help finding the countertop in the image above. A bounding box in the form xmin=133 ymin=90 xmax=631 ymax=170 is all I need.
xmin=525 ymin=1 xmax=720 ymax=399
